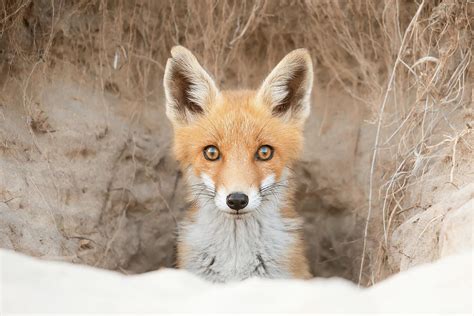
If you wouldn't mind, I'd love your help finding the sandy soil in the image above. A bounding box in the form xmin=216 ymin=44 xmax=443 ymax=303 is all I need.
xmin=0 ymin=0 xmax=472 ymax=286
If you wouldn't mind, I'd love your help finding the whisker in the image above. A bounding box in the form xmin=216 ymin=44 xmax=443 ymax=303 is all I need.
xmin=260 ymin=180 xmax=289 ymax=196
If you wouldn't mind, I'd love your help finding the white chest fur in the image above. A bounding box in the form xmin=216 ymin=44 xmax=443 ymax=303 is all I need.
xmin=179 ymin=204 xmax=302 ymax=283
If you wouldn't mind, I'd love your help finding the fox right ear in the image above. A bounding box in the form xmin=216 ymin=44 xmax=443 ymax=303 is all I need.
xmin=164 ymin=46 xmax=219 ymax=125
xmin=256 ymin=49 xmax=313 ymax=124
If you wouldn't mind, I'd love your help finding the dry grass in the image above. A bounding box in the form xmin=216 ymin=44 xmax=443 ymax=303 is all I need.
xmin=367 ymin=0 xmax=472 ymax=284
xmin=0 ymin=0 xmax=471 ymax=285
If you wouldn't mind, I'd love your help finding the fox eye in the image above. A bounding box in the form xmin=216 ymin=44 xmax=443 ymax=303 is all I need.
xmin=203 ymin=145 xmax=220 ymax=161
xmin=256 ymin=145 xmax=274 ymax=161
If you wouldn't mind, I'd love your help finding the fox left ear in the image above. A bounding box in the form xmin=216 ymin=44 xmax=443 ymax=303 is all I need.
xmin=164 ymin=46 xmax=219 ymax=125
xmin=256 ymin=49 xmax=313 ymax=123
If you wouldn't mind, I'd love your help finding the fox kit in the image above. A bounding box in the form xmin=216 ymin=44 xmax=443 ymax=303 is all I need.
xmin=164 ymin=46 xmax=313 ymax=283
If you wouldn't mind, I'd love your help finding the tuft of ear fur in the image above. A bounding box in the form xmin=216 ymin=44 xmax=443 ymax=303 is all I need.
xmin=164 ymin=46 xmax=219 ymax=125
xmin=256 ymin=49 xmax=313 ymax=123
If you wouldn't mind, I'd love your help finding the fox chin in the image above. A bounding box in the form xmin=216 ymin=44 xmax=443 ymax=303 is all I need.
xmin=164 ymin=45 xmax=313 ymax=283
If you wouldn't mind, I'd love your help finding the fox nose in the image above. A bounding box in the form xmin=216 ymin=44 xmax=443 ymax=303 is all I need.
xmin=226 ymin=192 xmax=249 ymax=210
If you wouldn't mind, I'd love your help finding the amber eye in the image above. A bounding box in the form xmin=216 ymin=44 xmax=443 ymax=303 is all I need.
xmin=256 ymin=145 xmax=274 ymax=161
xmin=203 ymin=145 xmax=220 ymax=161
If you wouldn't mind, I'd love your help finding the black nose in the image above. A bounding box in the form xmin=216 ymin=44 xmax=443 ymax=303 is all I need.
xmin=226 ymin=192 xmax=249 ymax=210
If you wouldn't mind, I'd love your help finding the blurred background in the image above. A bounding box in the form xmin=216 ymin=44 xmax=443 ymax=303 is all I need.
xmin=0 ymin=0 xmax=472 ymax=286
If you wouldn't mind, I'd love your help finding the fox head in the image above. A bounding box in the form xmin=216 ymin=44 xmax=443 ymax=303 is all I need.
xmin=164 ymin=46 xmax=313 ymax=216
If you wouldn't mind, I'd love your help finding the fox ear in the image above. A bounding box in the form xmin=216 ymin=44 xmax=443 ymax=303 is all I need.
xmin=256 ymin=49 xmax=313 ymax=123
xmin=164 ymin=46 xmax=219 ymax=125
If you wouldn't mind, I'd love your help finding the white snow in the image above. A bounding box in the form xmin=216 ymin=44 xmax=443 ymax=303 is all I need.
xmin=1 ymin=249 xmax=472 ymax=313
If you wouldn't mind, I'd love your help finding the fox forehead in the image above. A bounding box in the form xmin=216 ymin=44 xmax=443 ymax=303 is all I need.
xmin=173 ymin=90 xmax=304 ymax=172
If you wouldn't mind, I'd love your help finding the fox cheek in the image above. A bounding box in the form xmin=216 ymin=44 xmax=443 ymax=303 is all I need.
xmin=260 ymin=173 xmax=276 ymax=190
xmin=200 ymin=172 xmax=216 ymax=192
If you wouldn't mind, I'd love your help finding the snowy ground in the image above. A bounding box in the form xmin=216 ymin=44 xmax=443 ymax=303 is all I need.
xmin=1 ymin=249 xmax=472 ymax=313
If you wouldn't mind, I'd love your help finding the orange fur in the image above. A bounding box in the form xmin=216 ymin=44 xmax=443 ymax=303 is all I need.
xmin=174 ymin=91 xmax=303 ymax=187
xmin=173 ymin=91 xmax=310 ymax=278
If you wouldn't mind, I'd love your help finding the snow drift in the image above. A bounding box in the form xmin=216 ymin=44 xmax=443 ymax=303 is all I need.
xmin=1 ymin=248 xmax=472 ymax=313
